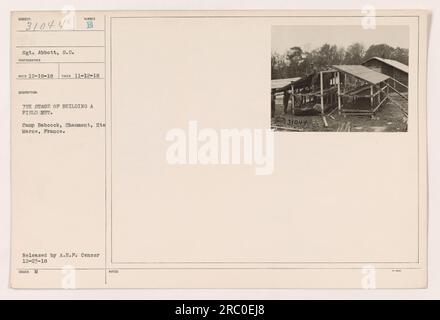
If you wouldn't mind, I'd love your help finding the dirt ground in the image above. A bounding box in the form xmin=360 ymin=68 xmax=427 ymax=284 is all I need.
xmin=271 ymin=93 xmax=408 ymax=132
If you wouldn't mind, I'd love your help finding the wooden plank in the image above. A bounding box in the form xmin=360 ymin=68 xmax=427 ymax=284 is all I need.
xmin=290 ymin=82 xmax=295 ymax=114
xmin=372 ymin=96 xmax=388 ymax=113
xmin=322 ymin=116 xmax=328 ymax=127
xmin=341 ymin=94 xmax=374 ymax=98
xmin=342 ymin=108 xmax=373 ymax=113
xmin=337 ymin=72 xmax=342 ymax=113
xmin=272 ymin=125 xmax=304 ymax=132
xmin=271 ymin=77 xmax=301 ymax=90
xmin=341 ymin=83 xmax=370 ymax=96
xmin=388 ymin=97 xmax=408 ymax=117
xmin=342 ymin=112 xmax=374 ymax=116
xmin=332 ymin=64 xmax=390 ymax=85
xmin=320 ymin=68 xmax=337 ymax=74
xmin=320 ymin=71 xmax=324 ymax=115
xmin=385 ymin=83 xmax=408 ymax=101
xmin=387 ymin=77 xmax=408 ymax=89
xmin=326 ymin=106 xmax=339 ymax=117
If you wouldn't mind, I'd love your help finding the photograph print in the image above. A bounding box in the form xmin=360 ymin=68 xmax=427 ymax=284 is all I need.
xmin=271 ymin=25 xmax=409 ymax=132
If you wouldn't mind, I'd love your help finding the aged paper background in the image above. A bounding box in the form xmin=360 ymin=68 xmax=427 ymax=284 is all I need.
xmin=9 ymin=10 xmax=428 ymax=289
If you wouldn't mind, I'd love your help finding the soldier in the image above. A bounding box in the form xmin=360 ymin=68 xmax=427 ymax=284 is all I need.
xmin=271 ymin=90 xmax=276 ymax=117
xmin=283 ymin=90 xmax=290 ymax=114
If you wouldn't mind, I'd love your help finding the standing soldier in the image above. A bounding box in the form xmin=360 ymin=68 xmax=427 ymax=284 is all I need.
xmin=283 ymin=90 xmax=290 ymax=114
xmin=271 ymin=90 xmax=276 ymax=117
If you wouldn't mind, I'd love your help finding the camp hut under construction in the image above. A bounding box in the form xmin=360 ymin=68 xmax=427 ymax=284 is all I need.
xmin=273 ymin=66 xmax=391 ymax=117
xmin=332 ymin=64 xmax=408 ymax=117
xmin=271 ymin=70 xmax=340 ymax=116
xmin=289 ymin=70 xmax=340 ymax=115
xmin=331 ymin=65 xmax=392 ymax=116
xmin=271 ymin=77 xmax=301 ymax=116
xmin=362 ymin=57 xmax=408 ymax=92
xmin=272 ymin=64 xmax=408 ymax=119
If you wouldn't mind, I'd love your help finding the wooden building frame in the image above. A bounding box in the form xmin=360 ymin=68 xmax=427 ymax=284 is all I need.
xmin=271 ymin=69 xmax=339 ymax=116
xmin=362 ymin=57 xmax=409 ymax=93
xmin=271 ymin=64 xmax=408 ymax=120
xmin=332 ymin=64 xmax=407 ymax=117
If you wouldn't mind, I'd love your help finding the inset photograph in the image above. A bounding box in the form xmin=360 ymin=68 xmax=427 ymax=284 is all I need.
xmin=271 ymin=25 xmax=409 ymax=132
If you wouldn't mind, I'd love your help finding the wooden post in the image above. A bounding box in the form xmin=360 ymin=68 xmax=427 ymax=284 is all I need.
xmin=344 ymin=73 xmax=347 ymax=118
xmin=370 ymin=85 xmax=374 ymax=108
xmin=377 ymin=83 xmax=381 ymax=104
xmin=337 ymin=72 xmax=342 ymax=114
xmin=290 ymin=82 xmax=295 ymax=115
xmin=320 ymin=71 xmax=324 ymax=114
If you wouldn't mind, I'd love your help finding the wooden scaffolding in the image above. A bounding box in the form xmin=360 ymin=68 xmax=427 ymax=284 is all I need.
xmin=332 ymin=65 xmax=408 ymax=117
xmin=271 ymin=64 xmax=408 ymax=122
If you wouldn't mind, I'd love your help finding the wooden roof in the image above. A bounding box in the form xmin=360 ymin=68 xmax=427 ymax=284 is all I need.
xmin=271 ymin=77 xmax=301 ymax=90
xmin=362 ymin=57 xmax=409 ymax=74
xmin=332 ymin=65 xmax=390 ymax=85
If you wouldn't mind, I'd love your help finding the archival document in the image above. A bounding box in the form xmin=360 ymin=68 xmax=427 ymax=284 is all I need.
xmin=10 ymin=10 xmax=428 ymax=288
